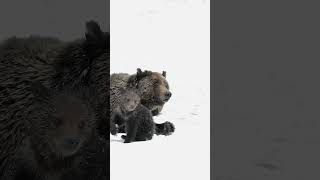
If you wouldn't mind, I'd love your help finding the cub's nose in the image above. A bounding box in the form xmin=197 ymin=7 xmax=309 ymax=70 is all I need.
xmin=65 ymin=138 xmax=80 ymax=148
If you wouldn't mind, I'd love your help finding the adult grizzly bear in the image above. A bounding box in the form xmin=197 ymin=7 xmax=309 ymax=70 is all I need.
xmin=0 ymin=21 xmax=109 ymax=178
xmin=110 ymin=68 xmax=175 ymax=136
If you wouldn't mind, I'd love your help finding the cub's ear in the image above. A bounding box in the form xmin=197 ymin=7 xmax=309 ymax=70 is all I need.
xmin=30 ymin=81 xmax=51 ymax=99
xmin=162 ymin=71 xmax=166 ymax=78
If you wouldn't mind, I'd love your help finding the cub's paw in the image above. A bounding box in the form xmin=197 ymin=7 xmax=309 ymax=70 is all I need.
xmin=110 ymin=127 xmax=118 ymax=135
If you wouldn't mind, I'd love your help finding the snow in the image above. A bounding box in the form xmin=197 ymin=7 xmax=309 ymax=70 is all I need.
xmin=110 ymin=1 xmax=210 ymax=180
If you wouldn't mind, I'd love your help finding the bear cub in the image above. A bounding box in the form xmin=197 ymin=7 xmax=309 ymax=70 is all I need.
xmin=110 ymin=88 xmax=155 ymax=143
xmin=4 ymin=82 xmax=97 ymax=180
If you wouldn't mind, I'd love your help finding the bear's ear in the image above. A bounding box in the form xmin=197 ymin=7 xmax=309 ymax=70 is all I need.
xmin=84 ymin=20 xmax=109 ymax=58
xmin=85 ymin=20 xmax=105 ymax=42
xmin=162 ymin=71 xmax=166 ymax=78
xmin=137 ymin=68 xmax=142 ymax=76
xmin=30 ymin=81 xmax=51 ymax=99
xmin=136 ymin=68 xmax=145 ymax=81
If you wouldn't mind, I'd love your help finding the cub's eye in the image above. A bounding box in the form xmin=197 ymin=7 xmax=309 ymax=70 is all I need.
xmin=79 ymin=121 xmax=85 ymax=129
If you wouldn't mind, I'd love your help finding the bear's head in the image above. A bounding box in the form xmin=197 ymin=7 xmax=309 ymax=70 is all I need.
xmin=127 ymin=68 xmax=171 ymax=114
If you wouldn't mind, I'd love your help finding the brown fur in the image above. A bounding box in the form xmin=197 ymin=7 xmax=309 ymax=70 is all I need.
xmin=110 ymin=88 xmax=155 ymax=143
xmin=110 ymin=68 xmax=174 ymax=136
xmin=110 ymin=88 xmax=140 ymax=135
xmin=111 ymin=69 xmax=171 ymax=116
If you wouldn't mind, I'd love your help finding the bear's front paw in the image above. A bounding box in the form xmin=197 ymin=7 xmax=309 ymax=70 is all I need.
xmin=163 ymin=121 xmax=175 ymax=136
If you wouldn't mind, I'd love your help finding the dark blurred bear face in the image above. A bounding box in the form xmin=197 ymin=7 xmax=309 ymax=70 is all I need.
xmin=30 ymin=83 xmax=95 ymax=158
xmin=49 ymin=95 xmax=94 ymax=157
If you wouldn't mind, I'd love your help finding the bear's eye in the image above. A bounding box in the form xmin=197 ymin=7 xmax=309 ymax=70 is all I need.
xmin=164 ymin=82 xmax=169 ymax=89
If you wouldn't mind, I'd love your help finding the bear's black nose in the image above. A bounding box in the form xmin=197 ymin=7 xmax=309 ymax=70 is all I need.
xmin=165 ymin=91 xmax=172 ymax=99
xmin=65 ymin=138 xmax=80 ymax=147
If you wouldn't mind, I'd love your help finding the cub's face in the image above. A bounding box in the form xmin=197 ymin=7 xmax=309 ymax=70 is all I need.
xmin=48 ymin=95 xmax=94 ymax=157
xmin=120 ymin=90 xmax=140 ymax=113
xmin=30 ymin=83 xmax=95 ymax=158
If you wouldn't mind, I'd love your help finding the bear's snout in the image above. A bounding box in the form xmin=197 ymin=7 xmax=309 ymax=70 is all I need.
xmin=164 ymin=91 xmax=172 ymax=101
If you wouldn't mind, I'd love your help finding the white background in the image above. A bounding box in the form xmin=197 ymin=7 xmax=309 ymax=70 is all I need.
xmin=110 ymin=0 xmax=210 ymax=180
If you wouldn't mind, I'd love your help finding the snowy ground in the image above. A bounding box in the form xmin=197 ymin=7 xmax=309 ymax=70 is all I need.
xmin=110 ymin=1 xmax=210 ymax=180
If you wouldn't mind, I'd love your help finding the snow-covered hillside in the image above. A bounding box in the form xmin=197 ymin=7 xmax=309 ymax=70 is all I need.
xmin=110 ymin=1 xmax=210 ymax=180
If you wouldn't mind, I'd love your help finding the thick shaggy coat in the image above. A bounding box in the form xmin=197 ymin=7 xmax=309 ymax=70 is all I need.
xmin=0 ymin=21 xmax=109 ymax=179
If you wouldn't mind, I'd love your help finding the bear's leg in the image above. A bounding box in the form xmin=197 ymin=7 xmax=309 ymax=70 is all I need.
xmin=114 ymin=116 xmax=126 ymax=133
xmin=155 ymin=121 xmax=175 ymax=136
xmin=123 ymin=121 xmax=138 ymax=143
xmin=110 ymin=122 xmax=118 ymax=135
